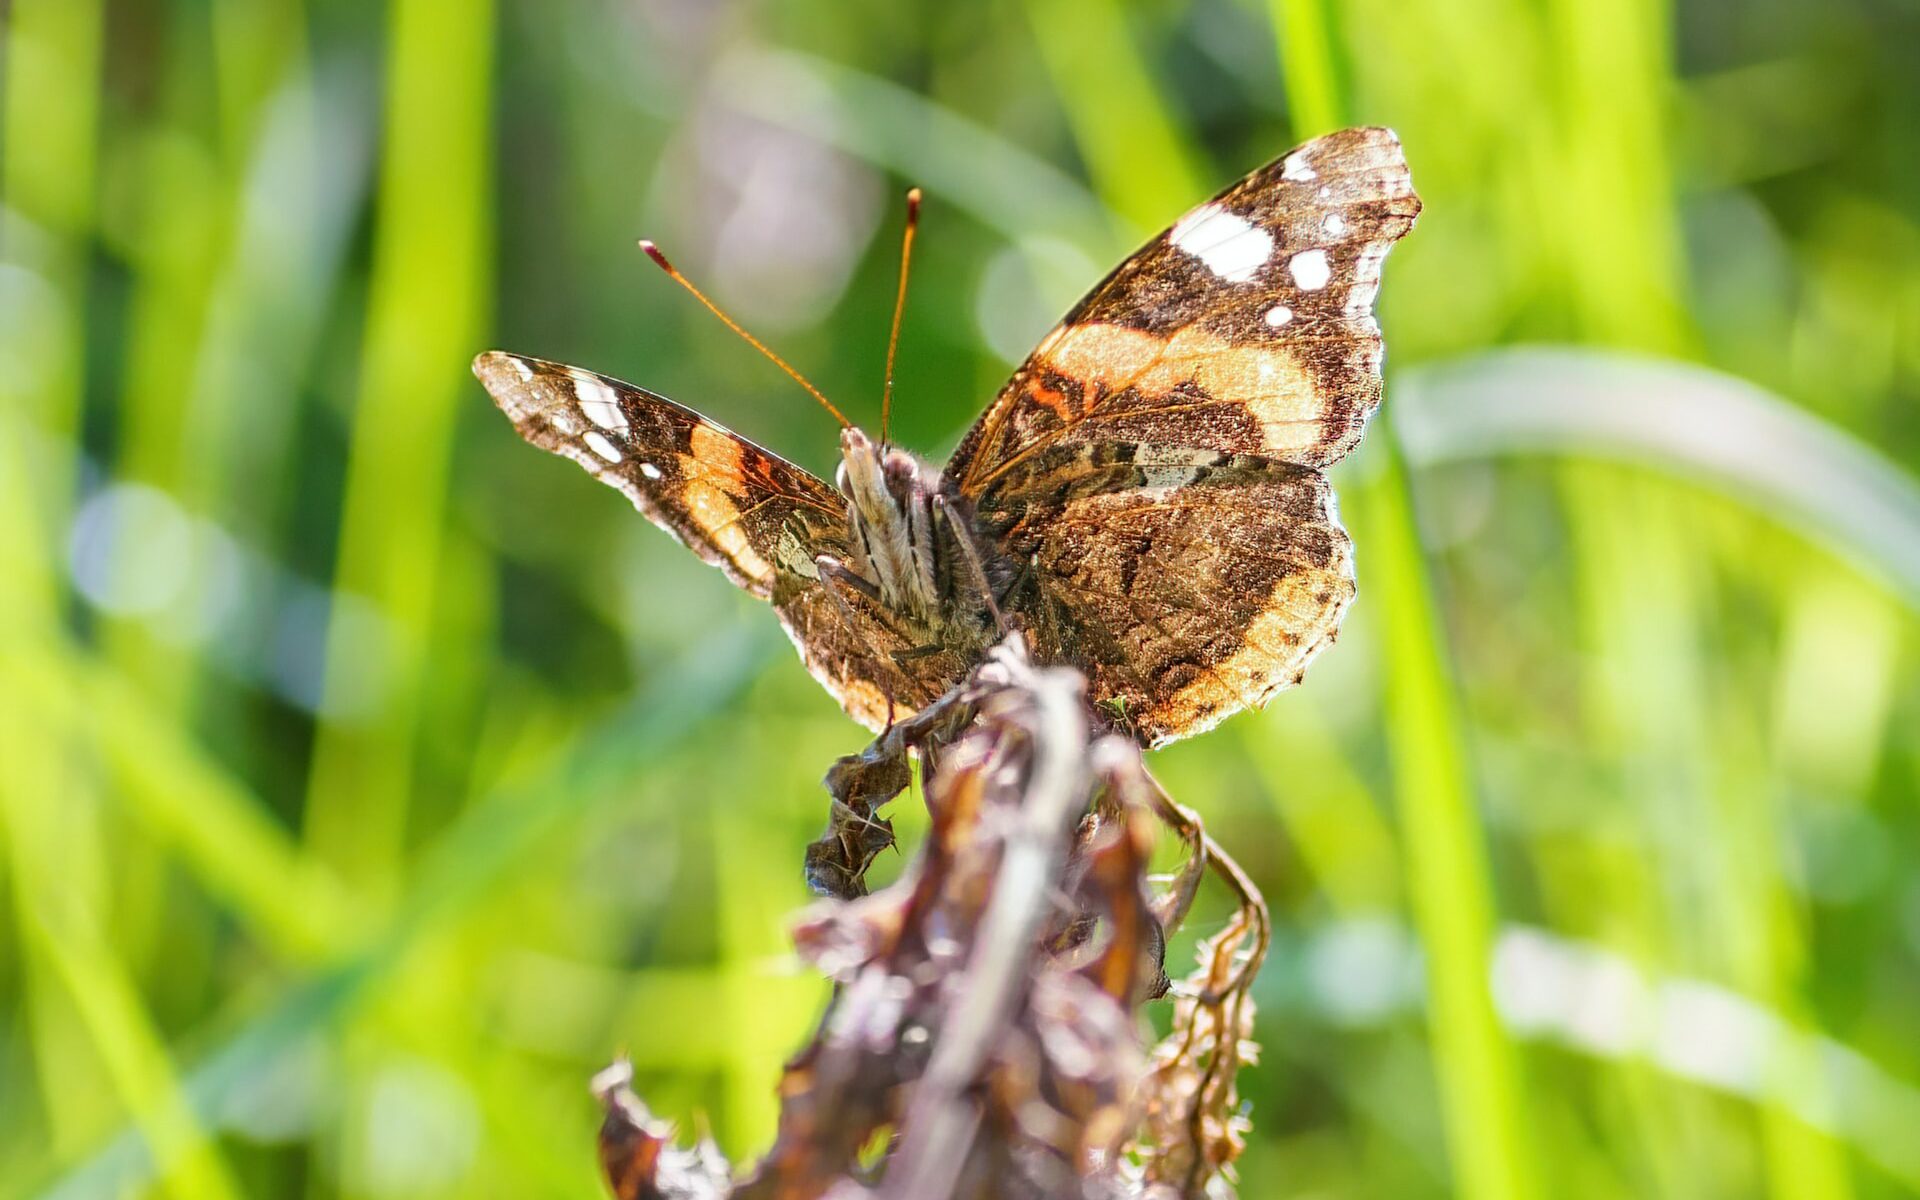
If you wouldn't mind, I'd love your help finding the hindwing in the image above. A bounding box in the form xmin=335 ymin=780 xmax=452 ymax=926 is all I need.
xmin=971 ymin=445 xmax=1353 ymax=747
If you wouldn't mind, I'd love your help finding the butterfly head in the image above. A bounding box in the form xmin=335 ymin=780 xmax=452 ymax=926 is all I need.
xmin=837 ymin=426 xmax=930 ymax=520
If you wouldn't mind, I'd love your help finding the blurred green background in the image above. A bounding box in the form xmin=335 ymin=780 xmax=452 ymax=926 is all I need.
xmin=3 ymin=0 xmax=1918 ymax=1197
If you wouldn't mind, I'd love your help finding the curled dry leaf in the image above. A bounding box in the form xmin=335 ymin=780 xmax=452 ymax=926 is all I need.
xmin=596 ymin=1061 xmax=732 ymax=1200
xmin=1128 ymin=922 xmax=1261 ymax=1195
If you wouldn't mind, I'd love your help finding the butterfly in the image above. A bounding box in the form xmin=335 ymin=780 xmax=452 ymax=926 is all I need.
xmin=476 ymin=126 xmax=1420 ymax=748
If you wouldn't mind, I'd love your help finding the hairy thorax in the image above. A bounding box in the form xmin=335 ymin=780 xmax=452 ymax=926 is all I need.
xmin=832 ymin=428 xmax=998 ymax=658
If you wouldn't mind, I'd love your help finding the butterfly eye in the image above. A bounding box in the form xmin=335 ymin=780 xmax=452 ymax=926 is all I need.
xmin=883 ymin=449 xmax=919 ymax=489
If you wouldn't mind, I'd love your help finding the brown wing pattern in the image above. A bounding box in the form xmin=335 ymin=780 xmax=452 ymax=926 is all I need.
xmin=949 ymin=127 xmax=1419 ymax=745
xmin=476 ymin=351 xmax=844 ymax=597
xmin=475 ymin=352 xmax=961 ymax=729
xmin=973 ymin=445 xmax=1354 ymax=747
xmin=948 ymin=127 xmax=1419 ymax=493
xmin=477 ymin=127 xmax=1417 ymax=744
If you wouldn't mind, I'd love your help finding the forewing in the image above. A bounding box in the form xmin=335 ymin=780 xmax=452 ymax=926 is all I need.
xmin=477 ymin=351 xmax=843 ymax=595
xmin=977 ymin=446 xmax=1354 ymax=748
xmin=476 ymin=351 xmax=961 ymax=729
xmin=948 ymin=127 xmax=1419 ymax=494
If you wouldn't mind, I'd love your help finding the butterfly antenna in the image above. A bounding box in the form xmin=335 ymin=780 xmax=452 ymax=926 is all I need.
xmin=638 ymin=240 xmax=852 ymax=429
xmin=879 ymin=187 xmax=922 ymax=447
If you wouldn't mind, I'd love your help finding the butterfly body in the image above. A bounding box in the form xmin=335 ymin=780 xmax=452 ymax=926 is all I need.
xmin=479 ymin=127 xmax=1420 ymax=747
xmin=832 ymin=428 xmax=953 ymax=633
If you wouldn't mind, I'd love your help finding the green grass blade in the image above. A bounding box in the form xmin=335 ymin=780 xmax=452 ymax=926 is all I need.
xmin=304 ymin=0 xmax=497 ymax=890
xmin=0 ymin=0 xmax=104 ymax=611
xmin=28 ymin=921 xmax=245 ymax=1200
xmin=10 ymin=645 xmax=361 ymax=960
xmin=1022 ymin=0 xmax=1209 ymax=235
xmin=1 ymin=0 xmax=104 ymax=241
xmin=0 ymin=696 xmax=241 ymax=1200
xmin=23 ymin=626 xmax=779 ymax=1200
xmin=1353 ymin=442 xmax=1541 ymax=1200
xmin=1394 ymin=348 xmax=1920 ymax=611
xmin=1274 ymin=16 xmax=1541 ymax=1198
xmin=1269 ymin=0 xmax=1343 ymax=138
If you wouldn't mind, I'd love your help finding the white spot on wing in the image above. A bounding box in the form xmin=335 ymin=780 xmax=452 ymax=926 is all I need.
xmin=1282 ymin=151 xmax=1317 ymax=182
xmin=510 ymin=358 xmax=535 ymax=382
xmin=570 ymin=371 xmax=628 ymax=433
xmin=639 ymin=462 xmax=663 ymax=481
xmin=550 ymin=411 xmax=581 ymax=436
xmin=1168 ymin=203 xmax=1272 ymax=284
xmin=583 ymin=431 xmax=622 ymax=463
xmin=1323 ymin=212 xmax=1348 ymax=236
xmin=1289 ymin=249 xmax=1331 ymax=291
xmin=1264 ymin=305 xmax=1292 ymax=327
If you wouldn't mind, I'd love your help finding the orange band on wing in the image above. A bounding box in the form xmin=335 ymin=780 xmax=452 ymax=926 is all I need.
xmin=1037 ymin=323 xmax=1324 ymax=456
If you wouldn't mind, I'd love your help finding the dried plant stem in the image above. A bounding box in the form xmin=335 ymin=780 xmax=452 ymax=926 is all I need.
xmin=1128 ymin=761 xmax=1269 ymax=997
xmin=597 ymin=637 xmax=1267 ymax=1200
xmin=885 ymin=655 xmax=1092 ymax=1198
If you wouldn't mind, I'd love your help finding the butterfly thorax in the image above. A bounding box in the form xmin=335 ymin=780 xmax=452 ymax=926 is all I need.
xmin=834 ymin=427 xmax=952 ymax=633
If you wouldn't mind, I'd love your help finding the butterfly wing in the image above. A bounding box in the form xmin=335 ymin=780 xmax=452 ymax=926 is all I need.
xmin=950 ymin=127 xmax=1419 ymax=745
xmin=948 ymin=126 xmax=1419 ymax=491
xmin=974 ymin=446 xmax=1353 ymax=747
xmin=476 ymin=352 xmax=958 ymax=729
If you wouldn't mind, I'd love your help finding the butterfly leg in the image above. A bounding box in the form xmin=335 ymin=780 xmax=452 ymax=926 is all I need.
xmin=815 ymin=553 xmax=881 ymax=604
xmin=891 ymin=644 xmax=948 ymax=663
xmin=933 ymin=495 xmax=1010 ymax=636
xmin=816 ymin=555 xmax=926 ymax=649
xmin=814 ymin=554 xmax=918 ymax=728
